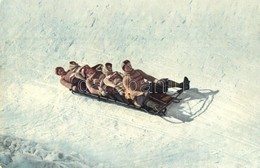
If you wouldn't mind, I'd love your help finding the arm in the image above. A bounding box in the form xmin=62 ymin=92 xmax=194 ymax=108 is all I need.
xmin=122 ymin=76 xmax=131 ymax=99
xmin=123 ymin=76 xmax=143 ymax=99
xmin=86 ymin=79 xmax=102 ymax=95
xmin=75 ymin=72 xmax=86 ymax=81
xmin=137 ymin=69 xmax=157 ymax=82
xmin=103 ymin=77 xmax=124 ymax=95
xmin=103 ymin=77 xmax=117 ymax=88
xmin=117 ymin=71 xmax=124 ymax=78
xmin=60 ymin=78 xmax=73 ymax=89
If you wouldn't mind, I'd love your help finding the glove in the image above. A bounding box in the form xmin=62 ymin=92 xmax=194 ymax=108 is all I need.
xmin=70 ymin=85 xmax=77 ymax=91
xmin=115 ymin=86 xmax=124 ymax=96
xmin=143 ymin=91 xmax=149 ymax=97
xmin=101 ymin=90 xmax=108 ymax=96
xmin=155 ymin=79 xmax=163 ymax=86
xmin=118 ymin=89 xmax=124 ymax=96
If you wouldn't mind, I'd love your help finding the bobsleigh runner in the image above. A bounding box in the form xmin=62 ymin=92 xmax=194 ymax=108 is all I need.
xmin=70 ymin=77 xmax=190 ymax=116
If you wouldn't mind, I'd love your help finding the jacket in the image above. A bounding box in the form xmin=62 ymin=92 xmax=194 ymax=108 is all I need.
xmin=86 ymin=71 xmax=106 ymax=95
xmin=60 ymin=66 xmax=81 ymax=89
xmin=75 ymin=64 xmax=103 ymax=81
xmin=102 ymin=65 xmax=124 ymax=93
xmin=123 ymin=69 xmax=157 ymax=100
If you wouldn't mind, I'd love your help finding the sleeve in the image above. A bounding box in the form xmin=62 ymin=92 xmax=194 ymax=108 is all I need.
xmin=60 ymin=78 xmax=73 ymax=89
xmin=117 ymin=71 xmax=124 ymax=78
xmin=74 ymin=72 xmax=86 ymax=81
xmin=137 ymin=69 xmax=157 ymax=82
xmin=86 ymin=79 xmax=102 ymax=95
xmin=99 ymin=74 xmax=106 ymax=88
xmin=123 ymin=75 xmax=131 ymax=90
xmin=103 ymin=77 xmax=117 ymax=88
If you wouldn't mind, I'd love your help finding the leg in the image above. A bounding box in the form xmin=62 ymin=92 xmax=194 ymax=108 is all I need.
xmin=143 ymin=99 xmax=164 ymax=113
xmin=71 ymin=78 xmax=89 ymax=94
xmin=168 ymin=80 xmax=183 ymax=88
xmin=149 ymin=78 xmax=183 ymax=93
xmin=149 ymin=78 xmax=169 ymax=93
xmin=77 ymin=80 xmax=89 ymax=93
xmin=168 ymin=77 xmax=190 ymax=91
xmin=134 ymin=94 xmax=164 ymax=113
xmin=106 ymin=86 xmax=128 ymax=103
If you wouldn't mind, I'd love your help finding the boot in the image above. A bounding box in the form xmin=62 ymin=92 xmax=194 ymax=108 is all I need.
xmin=183 ymin=76 xmax=190 ymax=90
xmin=176 ymin=77 xmax=190 ymax=94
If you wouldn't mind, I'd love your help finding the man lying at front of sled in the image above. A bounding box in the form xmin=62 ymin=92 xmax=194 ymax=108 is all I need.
xmin=121 ymin=60 xmax=190 ymax=113
xmin=55 ymin=61 xmax=88 ymax=93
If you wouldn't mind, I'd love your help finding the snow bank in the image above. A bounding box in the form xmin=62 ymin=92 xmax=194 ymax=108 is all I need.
xmin=0 ymin=135 xmax=94 ymax=168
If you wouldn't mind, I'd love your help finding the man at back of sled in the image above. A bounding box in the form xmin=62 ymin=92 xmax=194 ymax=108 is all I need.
xmin=55 ymin=61 xmax=88 ymax=94
xmin=121 ymin=60 xmax=190 ymax=112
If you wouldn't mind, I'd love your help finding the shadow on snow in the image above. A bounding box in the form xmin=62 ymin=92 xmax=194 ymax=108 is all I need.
xmin=162 ymin=88 xmax=219 ymax=123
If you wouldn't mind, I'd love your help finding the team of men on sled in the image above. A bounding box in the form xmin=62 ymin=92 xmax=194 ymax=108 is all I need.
xmin=55 ymin=60 xmax=190 ymax=112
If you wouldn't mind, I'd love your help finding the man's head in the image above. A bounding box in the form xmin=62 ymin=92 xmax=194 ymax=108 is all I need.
xmin=121 ymin=60 xmax=133 ymax=72
xmin=84 ymin=67 xmax=95 ymax=77
xmin=55 ymin=67 xmax=66 ymax=76
xmin=105 ymin=63 xmax=112 ymax=71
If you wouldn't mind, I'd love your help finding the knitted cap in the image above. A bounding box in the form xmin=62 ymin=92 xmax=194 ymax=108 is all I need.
xmin=121 ymin=60 xmax=130 ymax=71
xmin=69 ymin=61 xmax=79 ymax=70
xmin=102 ymin=63 xmax=113 ymax=76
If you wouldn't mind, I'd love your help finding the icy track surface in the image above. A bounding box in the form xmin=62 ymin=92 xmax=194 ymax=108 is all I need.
xmin=0 ymin=0 xmax=260 ymax=167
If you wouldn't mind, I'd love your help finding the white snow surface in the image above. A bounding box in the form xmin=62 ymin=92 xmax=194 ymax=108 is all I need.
xmin=0 ymin=0 xmax=260 ymax=167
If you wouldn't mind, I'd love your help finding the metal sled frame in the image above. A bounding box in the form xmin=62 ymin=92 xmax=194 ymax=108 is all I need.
xmin=72 ymin=90 xmax=183 ymax=116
